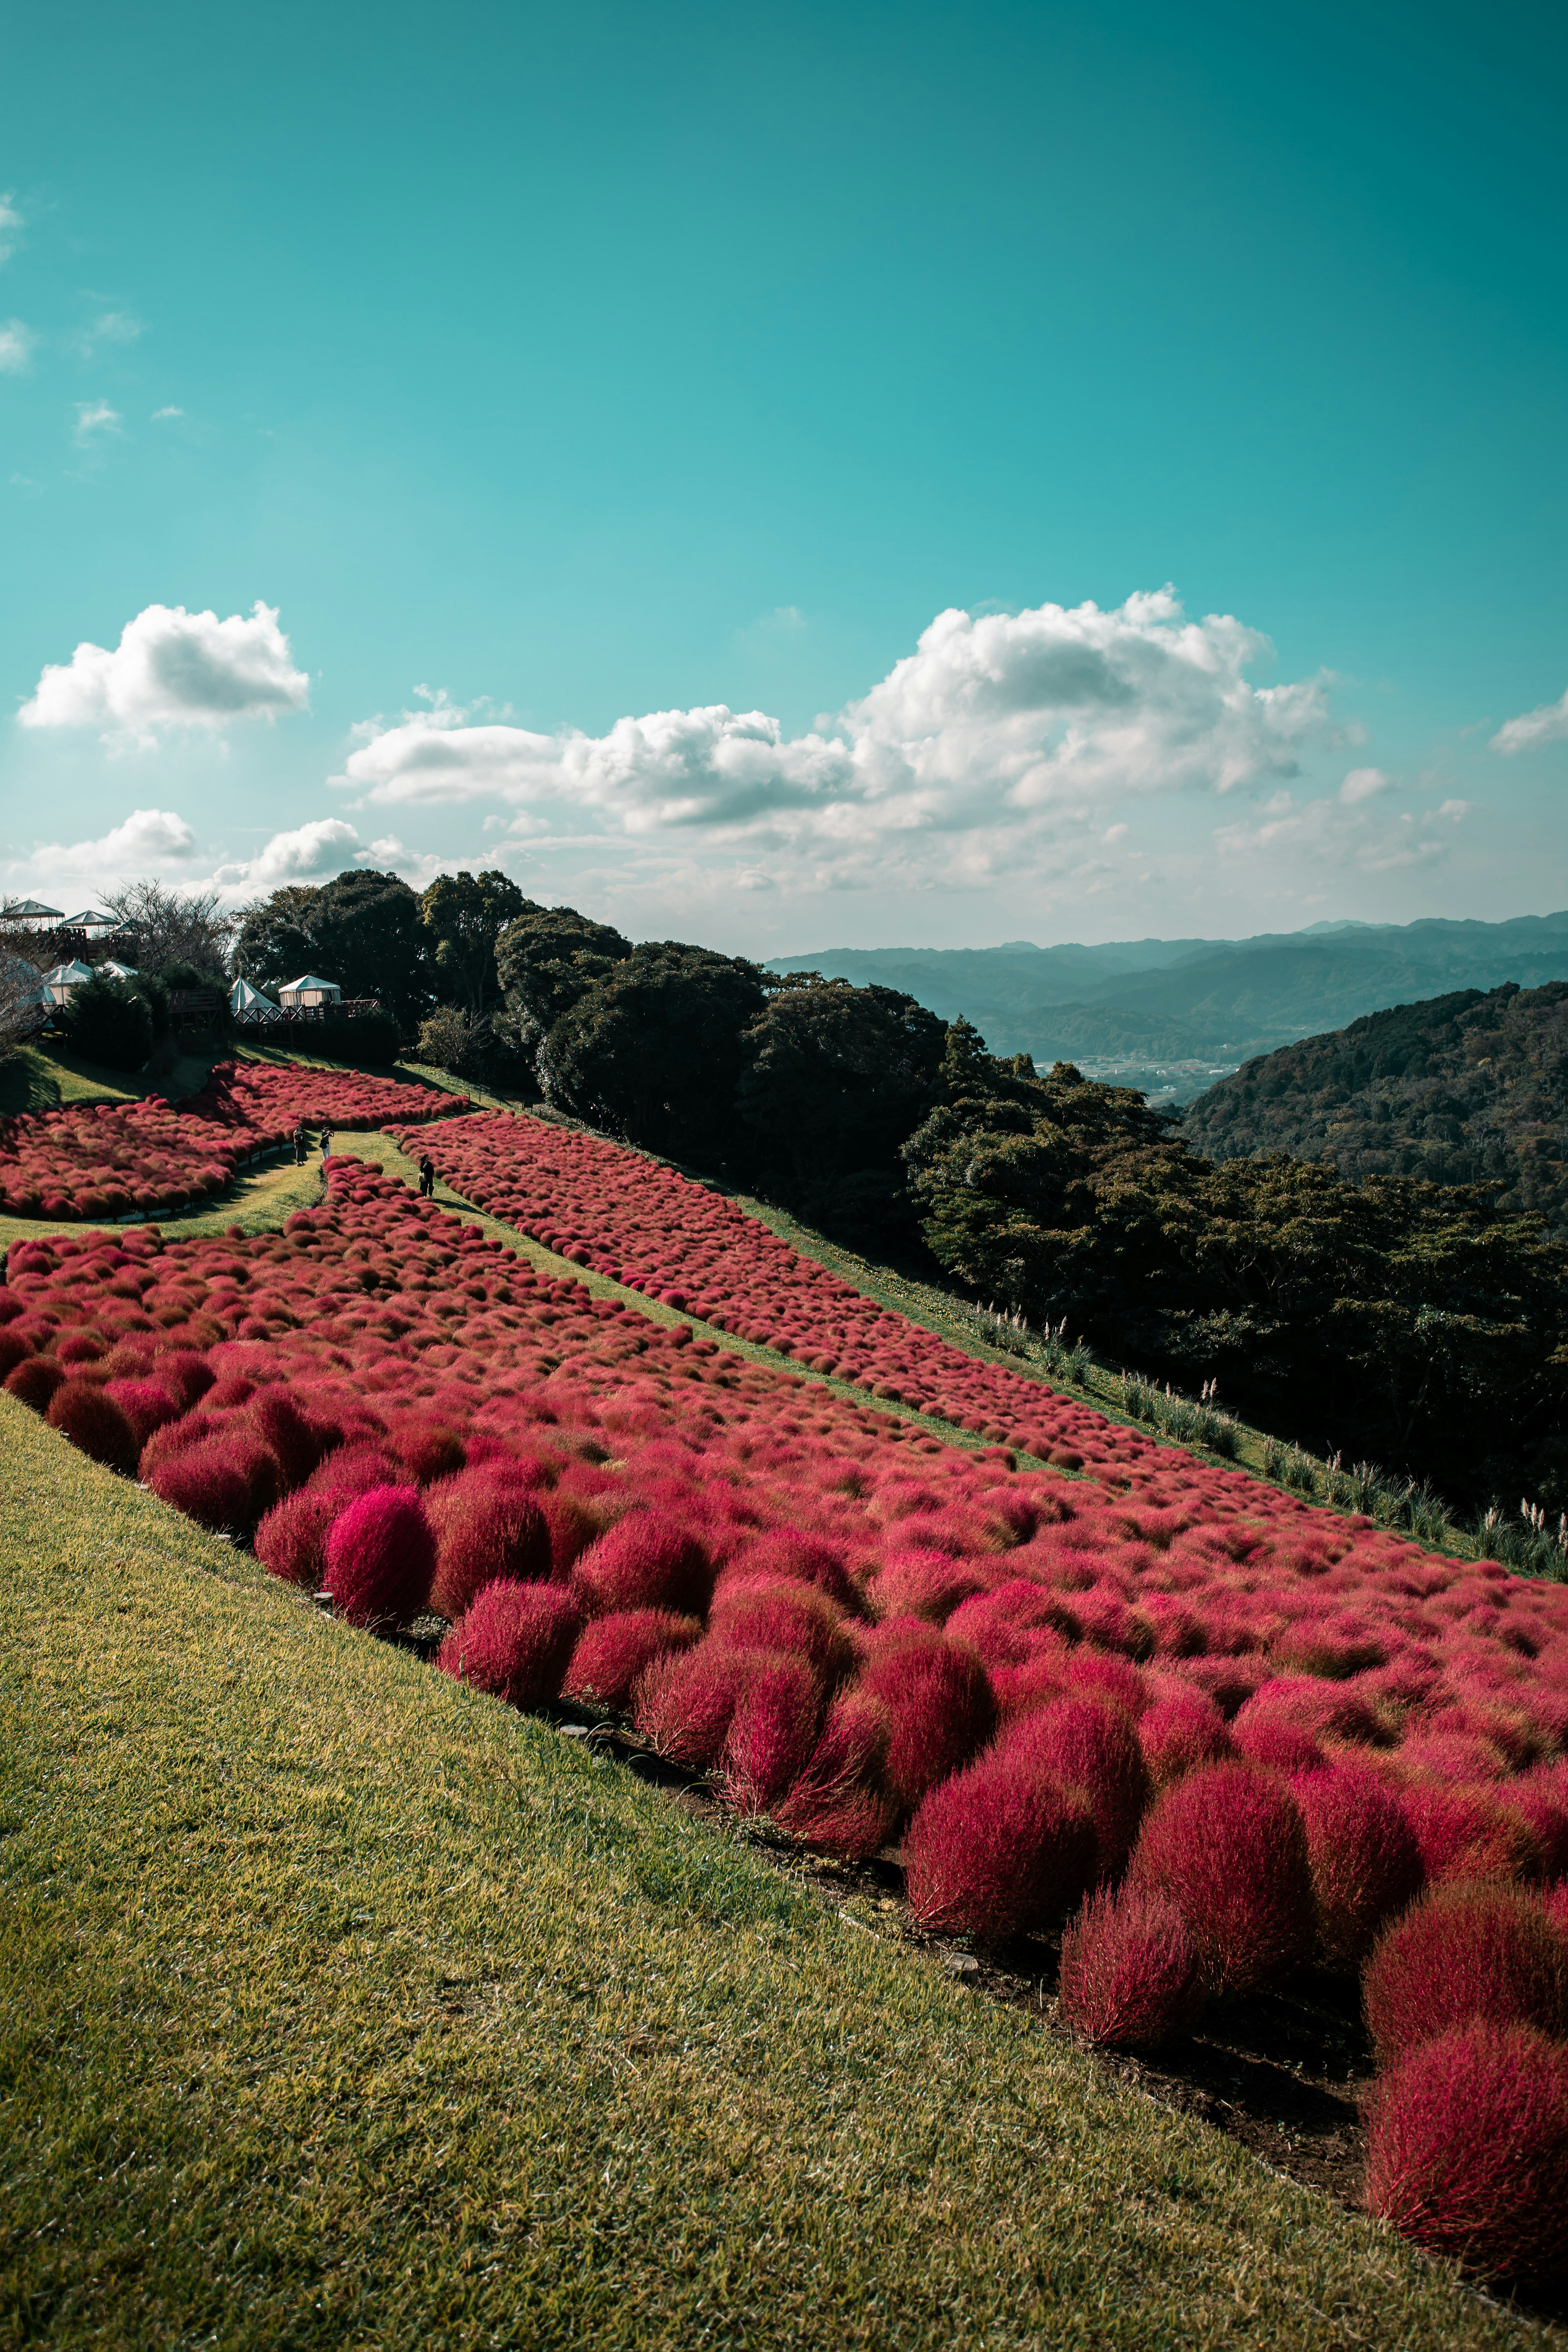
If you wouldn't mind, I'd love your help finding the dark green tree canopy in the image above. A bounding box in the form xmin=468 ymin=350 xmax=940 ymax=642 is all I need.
xmin=495 ymin=902 xmax=633 ymax=1079
xmin=542 ymin=943 xmax=764 ymax=1159
xmin=235 ymin=870 xmax=428 ymax=1030
xmin=420 ymin=871 xmax=533 ymax=1016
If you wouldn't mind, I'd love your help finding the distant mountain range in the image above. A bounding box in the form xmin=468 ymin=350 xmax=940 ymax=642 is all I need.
xmin=1181 ymin=980 xmax=1568 ymax=1234
xmin=767 ymin=912 xmax=1568 ymax=1100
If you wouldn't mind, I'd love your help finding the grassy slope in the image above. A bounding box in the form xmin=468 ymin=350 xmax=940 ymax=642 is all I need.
xmin=0 ymin=1040 xmax=220 ymax=1116
xmin=0 ymin=1401 xmax=1540 ymax=2352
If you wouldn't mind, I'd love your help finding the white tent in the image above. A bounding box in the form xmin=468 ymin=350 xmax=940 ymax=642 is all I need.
xmin=230 ymin=976 xmax=281 ymax=1021
xmin=98 ymin=959 xmax=139 ymax=981
xmin=277 ymin=972 xmax=342 ymax=1008
xmin=39 ymin=959 xmax=95 ymax=1005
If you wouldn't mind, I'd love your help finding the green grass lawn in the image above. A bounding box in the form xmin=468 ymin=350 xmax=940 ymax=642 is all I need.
xmin=0 ymin=1040 xmax=221 ymax=1116
xmin=0 ymin=1400 xmax=1545 ymax=2351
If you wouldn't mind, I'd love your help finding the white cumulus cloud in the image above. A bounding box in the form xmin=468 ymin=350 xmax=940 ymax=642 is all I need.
xmin=74 ymin=400 xmax=122 ymax=443
xmin=1339 ymin=766 xmax=1391 ymax=804
xmin=0 ymin=319 xmax=36 ymax=374
xmin=1 ymin=807 xmax=198 ymax=897
xmin=1492 ymin=685 xmax=1568 ymax=755
xmin=334 ymin=590 xmax=1332 ymax=891
xmin=17 ymin=600 xmax=311 ymax=742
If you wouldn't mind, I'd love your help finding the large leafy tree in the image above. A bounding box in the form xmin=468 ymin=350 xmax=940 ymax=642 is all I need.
xmin=234 ymin=870 xmax=429 ymax=1030
xmin=420 ymin=871 xmax=533 ymax=1017
xmin=495 ymin=903 xmax=633 ymax=1083
xmin=736 ymin=973 xmax=947 ymax=1234
xmin=543 ymin=943 xmax=765 ymax=1160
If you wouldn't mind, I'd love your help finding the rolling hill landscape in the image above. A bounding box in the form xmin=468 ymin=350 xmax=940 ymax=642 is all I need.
xmin=769 ymin=912 xmax=1568 ymax=1101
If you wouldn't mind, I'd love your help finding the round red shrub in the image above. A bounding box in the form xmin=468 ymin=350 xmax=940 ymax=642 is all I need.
xmin=721 ymin=1657 xmax=824 ymax=1812
xmin=572 ymin=1510 xmax=712 ymax=1618
xmin=1129 ymin=1762 xmax=1314 ymax=1993
xmin=1138 ymin=1688 xmax=1237 ymax=1786
xmin=867 ymin=1548 xmax=989 ymax=1624
xmin=858 ymin=1625 xmax=996 ymax=1809
xmin=904 ymin=1753 xmax=1096 ymax=1940
xmin=631 ymin=1639 xmax=760 ymax=1766
xmin=773 ymin=1688 xmax=898 ymax=1859
xmin=1363 ymin=1885 xmax=1568 ymax=2065
xmin=146 ymin=1434 xmax=278 ymax=1535
xmin=323 ymin=1483 xmax=437 ymax=1628
xmin=246 ymin=1388 xmax=340 ymax=1492
xmin=1294 ymin=1764 xmax=1423 ymax=1970
xmin=1233 ymin=1715 xmax=1325 ymax=1776
xmin=435 ymin=1579 xmax=581 ymax=1708
xmin=1400 ymin=1781 xmax=1543 ymax=1888
xmin=1365 ymin=2023 xmax=1568 ymax=2280
xmin=709 ymin=1575 xmax=853 ymax=1683
xmin=45 ymin=1377 xmax=141 ymax=1475
xmin=5 ymin=1355 xmax=65 ymax=1413
xmin=102 ymin=1375 xmax=184 ymax=1444
xmin=0 ymin=1329 xmax=33 ymax=1381
xmin=561 ymin=1608 xmax=701 ymax=1710
xmin=1059 ymin=1884 xmax=1208 ymax=2048
xmin=733 ymin=1527 xmax=856 ymax=1610
xmin=1002 ymin=1696 xmax=1152 ymax=1880
xmin=428 ymin=1470 xmax=552 ymax=1619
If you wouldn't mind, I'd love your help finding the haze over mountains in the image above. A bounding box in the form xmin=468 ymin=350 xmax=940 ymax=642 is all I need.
xmin=768 ymin=912 xmax=1568 ymax=1102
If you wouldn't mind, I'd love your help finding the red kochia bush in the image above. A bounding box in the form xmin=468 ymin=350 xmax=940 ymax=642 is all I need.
xmin=773 ymin=1688 xmax=899 ymax=1859
xmin=561 ymin=1608 xmax=701 ymax=1709
xmin=1293 ymin=1764 xmax=1423 ymax=1970
xmin=5 ymin=1355 xmax=65 ymax=1412
xmin=246 ymin=1388 xmax=340 ymax=1491
xmin=1365 ymin=2024 xmax=1568 ymax=2281
xmin=721 ymin=1657 xmax=824 ymax=1813
xmin=904 ymin=1752 xmax=1096 ymax=1940
xmin=428 ymin=1469 xmax=552 ymax=1619
xmin=733 ymin=1527 xmax=857 ymax=1610
xmin=0 ymin=1329 xmax=33 ymax=1381
xmin=145 ymin=1434 xmax=281 ymax=1535
xmin=1362 ymin=1886 xmax=1568 ymax=2064
xmin=858 ymin=1625 xmax=996 ymax=1809
xmin=45 ymin=1377 xmax=142 ymax=1476
xmin=709 ymin=1575 xmax=853 ymax=1683
xmin=867 ymin=1548 xmax=989 ymax=1625
xmin=323 ymin=1483 xmax=437 ymax=1628
xmin=436 ymin=1580 xmax=580 ymax=1708
xmin=632 ymin=1639 xmax=760 ymax=1766
xmin=1059 ymin=1885 xmax=1207 ymax=2048
xmin=1137 ymin=1688 xmax=1236 ymax=1786
xmin=1399 ymin=1781 xmax=1542 ymax=1888
xmin=572 ymin=1511 xmax=713 ymax=1618
xmin=1001 ymin=1696 xmax=1151 ymax=1881
xmin=255 ymin=1487 xmax=343 ymax=1589
xmin=1129 ymin=1762 xmax=1314 ymax=1992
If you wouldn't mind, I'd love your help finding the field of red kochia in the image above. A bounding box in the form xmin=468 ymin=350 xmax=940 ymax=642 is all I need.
xmin=7 ymin=1099 xmax=1568 ymax=2278
xmin=0 ymin=1060 xmax=466 ymax=1222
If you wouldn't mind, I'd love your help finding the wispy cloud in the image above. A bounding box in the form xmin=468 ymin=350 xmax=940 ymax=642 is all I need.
xmin=151 ymin=405 xmax=183 ymax=420
xmin=0 ymin=193 xmax=21 ymax=267
xmin=74 ymin=310 xmax=143 ymax=356
xmin=1492 ymin=684 xmax=1568 ymax=754
xmin=74 ymin=399 xmax=122 ymax=443
xmin=0 ymin=319 xmax=36 ymax=374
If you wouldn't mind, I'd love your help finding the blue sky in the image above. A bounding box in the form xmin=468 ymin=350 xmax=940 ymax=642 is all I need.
xmin=0 ymin=0 xmax=1564 ymax=951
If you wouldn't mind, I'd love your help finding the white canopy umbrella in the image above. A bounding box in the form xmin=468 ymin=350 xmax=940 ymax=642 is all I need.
xmin=277 ymin=973 xmax=342 ymax=1008
xmin=39 ymin=959 xmax=95 ymax=1004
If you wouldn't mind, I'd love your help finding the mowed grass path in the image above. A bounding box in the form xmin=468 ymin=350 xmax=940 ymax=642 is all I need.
xmin=0 ymin=1408 xmax=1548 ymax=2350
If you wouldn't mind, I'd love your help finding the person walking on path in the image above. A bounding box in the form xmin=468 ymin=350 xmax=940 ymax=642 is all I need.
xmin=319 ymin=1124 xmax=333 ymax=1161
xmin=293 ymin=1120 xmax=308 ymax=1165
xmin=418 ymin=1152 xmax=436 ymax=1199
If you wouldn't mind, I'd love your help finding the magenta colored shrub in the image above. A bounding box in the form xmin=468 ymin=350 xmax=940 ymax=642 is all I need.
xmin=392 ymin=1416 xmax=466 ymax=1484
xmin=1512 ymin=1767 xmax=1568 ymax=1882
xmin=632 ymin=1639 xmax=759 ymax=1766
xmin=1363 ymin=1886 xmax=1568 ymax=2064
xmin=721 ymin=1657 xmax=824 ymax=1812
xmin=305 ymin=1441 xmax=405 ymax=1502
xmin=858 ymin=1626 xmax=996 ymax=1808
xmin=905 ymin=1753 xmax=1096 ymax=1939
xmin=572 ymin=1510 xmax=712 ymax=1617
xmin=55 ymin=1330 xmax=107 ymax=1367
xmin=1002 ymin=1695 xmax=1151 ymax=1880
xmin=1062 ymin=1649 xmax=1149 ymax=1719
xmin=255 ymin=1487 xmax=343 ymax=1589
xmin=45 ymin=1377 xmax=141 ymax=1475
xmin=323 ymin=1483 xmax=437 ymax=1628
xmin=102 ymin=1375 xmax=183 ymax=1444
xmin=1400 ymin=1781 xmax=1542 ymax=1888
xmin=1138 ymin=1688 xmax=1237 ymax=1786
xmin=1059 ymin=1885 xmax=1207 ymax=2048
xmin=0 ymin=1329 xmax=33 ymax=1381
xmin=709 ymin=1575 xmax=853 ymax=1683
xmin=5 ymin=1355 xmax=65 ymax=1413
xmin=147 ymin=1433 xmax=279 ymax=1534
xmin=436 ymin=1579 xmax=580 ymax=1708
xmin=773 ymin=1689 xmax=899 ymax=1859
xmin=246 ymin=1388 xmax=340 ymax=1491
xmin=1129 ymin=1762 xmax=1314 ymax=1992
xmin=867 ymin=1548 xmax=988 ymax=1624
xmin=1234 ymin=1714 xmax=1325 ymax=1776
xmin=428 ymin=1470 xmax=552 ymax=1619
xmin=1294 ymin=1764 xmax=1423 ymax=1970
xmin=562 ymin=1608 xmax=701 ymax=1709
xmin=735 ymin=1527 xmax=856 ymax=1609
xmin=1365 ymin=2023 xmax=1568 ymax=2280
xmin=151 ymin=1348 xmax=216 ymax=1410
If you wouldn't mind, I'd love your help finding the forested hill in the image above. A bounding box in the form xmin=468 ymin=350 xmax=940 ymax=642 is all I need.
xmin=1181 ymin=981 xmax=1568 ymax=1232
xmin=767 ymin=910 xmax=1568 ymax=1071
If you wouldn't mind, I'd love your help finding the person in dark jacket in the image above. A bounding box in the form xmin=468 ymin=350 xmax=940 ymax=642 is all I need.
xmin=293 ymin=1120 xmax=308 ymax=1165
xmin=418 ymin=1152 xmax=436 ymax=1198
xmin=319 ymin=1124 xmax=333 ymax=1160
